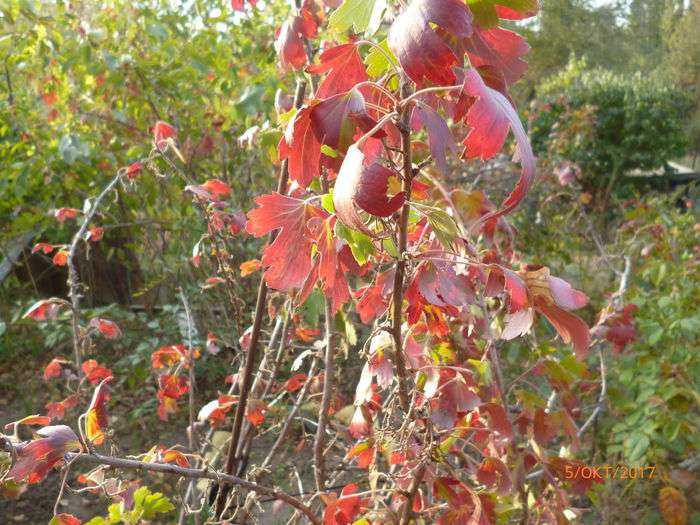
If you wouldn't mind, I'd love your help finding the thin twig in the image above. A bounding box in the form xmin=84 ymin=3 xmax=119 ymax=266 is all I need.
xmin=67 ymin=172 xmax=122 ymax=369
xmin=64 ymin=452 xmax=321 ymax=525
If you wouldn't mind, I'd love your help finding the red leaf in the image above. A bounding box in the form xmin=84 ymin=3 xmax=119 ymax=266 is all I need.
xmin=538 ymin=303 xmax=591 ymax=359
xmin=46 ymin=395 xmax=78 ymax=420
xmin=346 ymin=441 xmax=375 ymax=469
xmin=388 ymin=0 xmax=473 ymax=87
xmin=533 ymin=408 xmax=556 ymax=446
xmin=50 ymin=513 xmax=82 ymax=525
xmin=44 ymin=358 xmax=68 ymax=381
xmin=6 ymin=425 xmax=80 ymax=484
xmin=282 ymin=89 xmax=384 ymax=188
xmin=88 ymin=318 xmax=121 ymax=339
xmin=32 ymin=242 xmax=55 ymax=254
xmin=476 ymin=456 xmax=512 ymax=496
xmin=333 ymin=145 xmax=405 ymax=235
xmin=246 ymin=399 xmax=267 ymax=427
xmin=275 ymin=12 xmax=316 ymax=71
xmin=81 ymin=359 xmax=114 ymax=385
xmin=85 ymin=378 xmax=111 ymax=445
xmin=185 ymin=178 xmax=232 ymax=200
xmin=126 ymin=161 xmax=142 ymax=179
xmin=231 ymin=0 xmax=257 ymax=10
xmin=24 ymin=299 xmax=63 ymax=321
xmin=412 ymin=104 xmax=456 ymax=175
xmin=282 ymin=106 xmax=321 ymax=188
xmin=285 ymin=373 xmax=308 ymax=393
xmin=4 ymin=415 xmax=52 ymax=430
xmin=85 ymin=226 xmax=104 ymax=242
xmin=461 ymin=68 xmax=535 ymax=217
xmin=307 ymin=44 xmax=368 ymax=99
xmin=479 ymin=403 xmax=513 ymax=441
xmin=465 ymin=27 xmax=529 ymax=86
xmin=54 ymin=207 xmax=80 ymax=222
xmin=160 ymin=447 xmax=190 ymax=468
xmin=153 ymin=121 xmax=177 ymax=146
xmin=246 ymin=193 xmax=324 ymax=290
xmin=152 ymin=345 xmax=188 ymax=368
xmin=52 ymin=249 xmax=69 ymax=266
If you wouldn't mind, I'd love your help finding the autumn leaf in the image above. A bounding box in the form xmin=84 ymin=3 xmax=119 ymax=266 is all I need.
xmin=52 ymin=250 xmax=69 ymax=266
xmin=285 ymin=373 xmax=308 ymax=393
xmin=465 ymin=26 xmax=529 ymax=86
xmin=322 ymin=483 xmax=369 ymax=525
xmin=53 ymin=207 xmax=80 ymax=222
xmin=32 ymin=242 xmax=55 ymax=254
xmin=5 ymin=425 xmax=81 ymax=484
xmin=23 ymin=299 xmax=64 ymax=321
xmin=85 ymin=226 xmax=104 ymax=242
xmin=246 ymin=192 xmax=324 ymax=290
xmin=153 ymin=120 xmax=177 ymax=147
xmin=282 ymin=89 xmax=384 ymax=188
xmin=126 ymin=161 xmax=142 ymax=179
xmin=43 ymin=358 xmax=69 ymax=381
xmin=275 ymin=10 xmax=317 ymax=71
xmin=412 ymin=103 xmax=457 ymax=175
xmin=49 ymin=514 xmax=81 ymax=525
xmin=388 ymin=0 xmax=473 ymax=86
xmin=159 ymin=447 xmax=190 ymax=468
xmin=307 ymin=43 xmax=369 ymax=99
xmin=185 ymin=178 xmax=232 ymax=201
xmin=4 ymin=415 xmax=52 ymax=430
xmin=88 ymin=318 xmax=121 ymax=339
xmin=346 ymin=440 xmax=375 ymax=469
xmin=239 ymin=259 xmax=262 ymax=277
xmin=81 ymin=359 xmax=114 ymax=385
xmin=460 ymin=68 xmax=535 ymax=218
xmin=333 ymin=145 xmax=405 ymax=235
xmin=85 ymin=378 xmax=111 ymax=445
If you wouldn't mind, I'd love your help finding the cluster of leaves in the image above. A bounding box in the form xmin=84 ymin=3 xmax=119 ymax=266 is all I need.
xmin=603 ymin=198 xmax=700 ymax=467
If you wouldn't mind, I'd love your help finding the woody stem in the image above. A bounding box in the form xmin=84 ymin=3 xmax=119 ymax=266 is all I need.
xmin=214 ymin=79 xmax=306 ymax=518
xmin=391 ymin=79 xmax=414 ymax=414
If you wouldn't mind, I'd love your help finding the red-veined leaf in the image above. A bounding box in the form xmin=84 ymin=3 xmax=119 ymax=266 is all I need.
xmin=307 ymin=43 xmax=369 ymax=98
xmin=246 ymin=193 xmax=324 ymax=290
xmin=5 ymin=425 xmax=80 ymax=484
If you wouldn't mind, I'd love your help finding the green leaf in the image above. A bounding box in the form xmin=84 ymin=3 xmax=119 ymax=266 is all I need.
xmin=329 ymin=0 xmax=387 ymax=37
xmin=623 ymin=432 xmax=650 ymax=462
xmin=365 ymin=39 xmax=398 ymax=80
xmin=426 ymin=207 xmax=459 ymax=249
xmin=336 ymin=222 xmax=375 ymax=265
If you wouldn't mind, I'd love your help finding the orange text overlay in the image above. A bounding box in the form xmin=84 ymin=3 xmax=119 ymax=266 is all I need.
xmin=564 ymin=465 xmax=657 ymax=480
